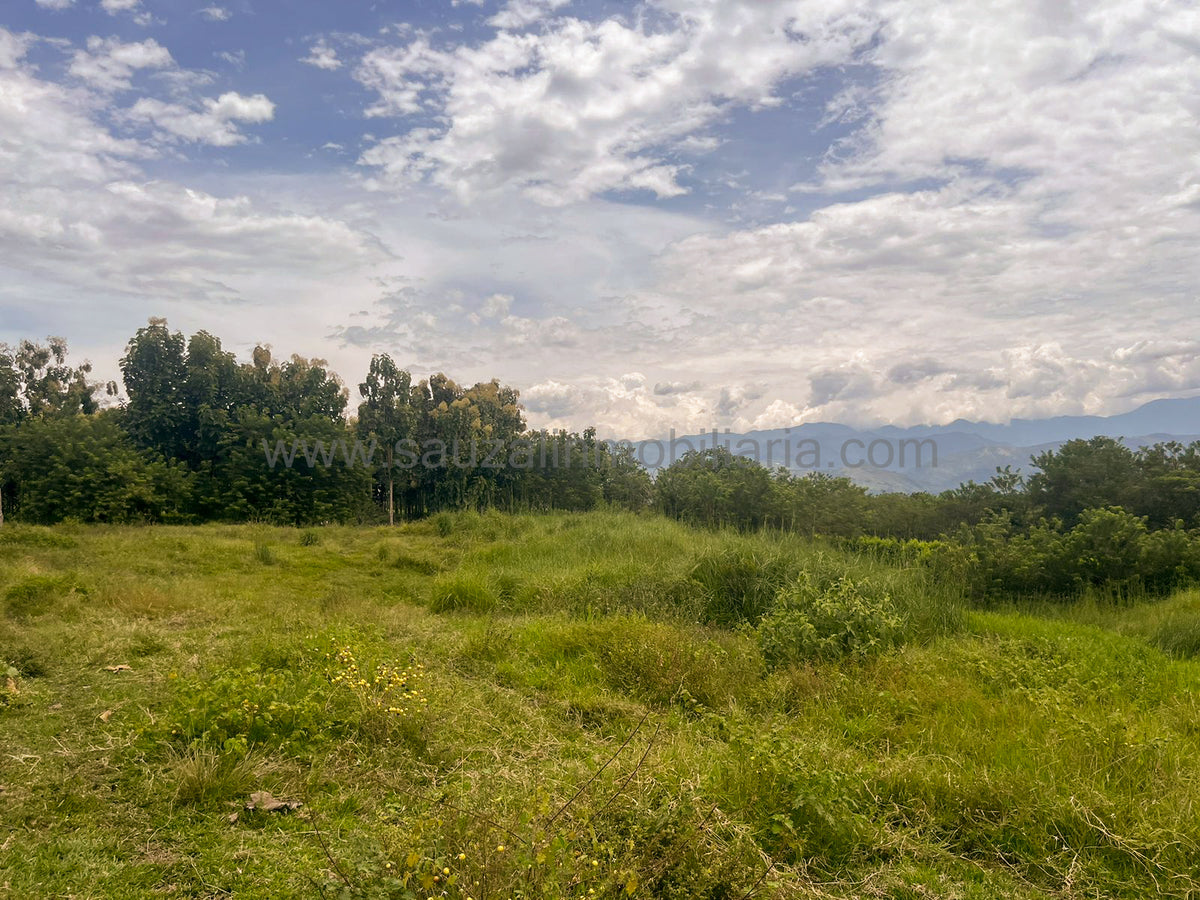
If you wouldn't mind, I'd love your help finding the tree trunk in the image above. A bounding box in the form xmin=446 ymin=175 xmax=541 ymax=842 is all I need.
xmin=387 ymin=447 xmax=395 ymax=527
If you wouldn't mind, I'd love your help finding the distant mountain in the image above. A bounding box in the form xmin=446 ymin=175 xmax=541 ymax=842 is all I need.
xmin=632 ymin=396 xmax=1200 ymax=493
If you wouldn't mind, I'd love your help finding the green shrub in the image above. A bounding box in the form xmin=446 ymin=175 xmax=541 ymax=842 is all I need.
xmin=299 ymin=529 xmax=320 ymax=547
xmin=687 ymin=544 xmax=796 ymax=626
xmin=161 ymin=666 xmax=331 ymax=754
xmin=714 ymin=722 xmax=874 ymax=866
xmin=757 ymin=571 xmax=902 ymax=669
xmin=953 ymin=508 xmax=1200 ymax=601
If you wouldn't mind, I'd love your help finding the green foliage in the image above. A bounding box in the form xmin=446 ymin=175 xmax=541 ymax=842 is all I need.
xmin=161 ymin=665 xmax=332 ymax=754
xmin=954 ymin=508 xmax=1200 ymax=600
xmin=0 ymin=413 xmax=190 ymax=524
xmin=757 ymin=569 xmax=902 ymax=668
xmin=1029 ymin=437 xmax=1142 ymax=526
xmin=687 ymin=542 xmax=796 ymax=626
xmin=716 ymin=722 xmax=874 ymax=866
xmin=656 ymin=447 xmax=775 ymax=530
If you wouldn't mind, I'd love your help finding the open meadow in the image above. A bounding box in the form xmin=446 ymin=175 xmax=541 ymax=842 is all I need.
xmin=3 ymin=511 xmax=1200 ymax=899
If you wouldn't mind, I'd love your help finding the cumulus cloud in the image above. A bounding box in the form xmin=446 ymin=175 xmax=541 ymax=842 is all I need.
xmin=488 ymin=0 xmax=572 ymax=30
xmin=125 ymin=91 xmax=275 ymax=146
xmin=301 ymin=39 xmax=341 ymax=70
xmin=355 ymin=1 xmax=877 ymax=203
xmin=68 ymin=36 xmax=173 ymax=92
xmin=0 ymin=29 xmax=29 ymax=69
xmin=0 ymin=23 xmax=385 ymax=354
xmin=99 ymin=0 xmax=152 ymax=25
xmin=481 ymin=293 xmax=513 ymax=317
xmin=199 ymin=7 xmax=230 ymax=21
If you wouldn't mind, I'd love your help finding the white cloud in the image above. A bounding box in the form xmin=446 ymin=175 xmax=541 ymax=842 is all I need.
xmin=0 ymin=25 xmax=384 ymax=342
xmin=199 ymin=7 xmax=230 ymax=21
xmin=488 ymin=0 xmax=571 ymax=30
xmin=68 ymin=36 xmax=173 ymax=92
xmin=0 ymin=29 xmax=30 ymax=69
xmin=34 ymin=0 xmax=75 ymax=10
xmin=99 ymin=0 xmax=152 ymax=24
xmin=356 ymin=1 xmax=877 ymax=203
xmin=481 ymin=293 xmax=513 ymax=317
xmin=6 ymin=1 xmax=1200 ymax=440
xmin=125 ymin=91 xmax=275 ymax=146
xmin=301 ymin=39 xmax=341 ymax=70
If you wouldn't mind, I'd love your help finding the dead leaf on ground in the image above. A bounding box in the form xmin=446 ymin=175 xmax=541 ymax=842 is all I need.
xmin=98 ymin=709 xmax=112 ymax=722
xmin=49 ymin=703 xmax=62 ymax=711
xmin=104 ymin=665 xmax=131 ymax=673
xmin=245 ymin=790 xmax=302 ymax=814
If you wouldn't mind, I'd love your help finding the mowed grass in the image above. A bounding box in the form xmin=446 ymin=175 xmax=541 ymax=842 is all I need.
xmin=0 ymin=511 xmax=1197 ymax=899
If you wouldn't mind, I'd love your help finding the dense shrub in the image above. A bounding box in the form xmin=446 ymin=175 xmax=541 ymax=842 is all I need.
xmin=757 ymin=570 xmax=902 ymax=669
xmin=687 ymin=544 xmax=797 ymax=626
xmin=952 ymin=508 xmax=1200 ymax=601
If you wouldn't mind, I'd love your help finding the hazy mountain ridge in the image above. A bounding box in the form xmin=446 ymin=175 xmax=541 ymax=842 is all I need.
xmin=635 ymin=397 xmax=1200 ymax=493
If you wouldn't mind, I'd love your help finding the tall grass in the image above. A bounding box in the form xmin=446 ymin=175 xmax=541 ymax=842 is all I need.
xmin=1 ymin=513 xmax=1197 ymax=899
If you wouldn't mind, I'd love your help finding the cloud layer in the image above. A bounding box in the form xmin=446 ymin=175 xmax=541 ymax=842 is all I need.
xmin=3 ymin=0 xmax=1199 ymax=440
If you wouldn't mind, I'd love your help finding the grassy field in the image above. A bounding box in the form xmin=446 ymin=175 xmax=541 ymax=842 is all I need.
xmin=2 ymin=511 xmax=1199 ymax=899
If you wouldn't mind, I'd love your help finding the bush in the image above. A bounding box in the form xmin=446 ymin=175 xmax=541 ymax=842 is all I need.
xmin=953 ymin=508 xmax=1200 ymax=601
xmin=757 ymin=570 xmax=902 ymax=669
xmin=687 ymin=544 xmax=796 ymax=626
xmin=161 ymin=666 xmax=331 ymax=754
xmin=714 ymin=722 xmax=874 ymax=866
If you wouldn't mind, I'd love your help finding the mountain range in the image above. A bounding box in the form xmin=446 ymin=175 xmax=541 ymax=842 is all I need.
xmin=633 ymin=396 xmax=1200 ymax=493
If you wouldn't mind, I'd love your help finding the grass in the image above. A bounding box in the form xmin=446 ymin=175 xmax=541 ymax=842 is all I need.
xmin=0 ymin=511 xmax=1197 ymax=898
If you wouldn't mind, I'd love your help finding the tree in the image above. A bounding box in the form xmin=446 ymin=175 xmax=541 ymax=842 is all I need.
xmin=655 ymin=448 xmax=774 ymax=530
xmin=120 ymin=319 xmax=190 ymax=461
xmin=0 ymin=337 xmax=102 ymax=526
xmin=358 ymin=355 xmax=417 ymax=526
xmin=0 ymin=412 xmax=190 ymax=524
xmin=12 ymin=337 xmax=99 ymax=418
xmin=1028 ymin=437 xmax=1142 ymax=525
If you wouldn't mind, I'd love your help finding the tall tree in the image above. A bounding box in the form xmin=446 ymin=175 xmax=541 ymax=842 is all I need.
xmin=358 ymin=354 xmax=417 ymax=526
xmin=0 ymin=337 xmax=101 ymax=525
xmin=120 ymin=319 xmax=190 ymax=460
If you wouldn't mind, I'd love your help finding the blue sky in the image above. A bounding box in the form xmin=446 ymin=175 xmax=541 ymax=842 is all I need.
xmin=2 ymin=0 xmax=1199 ymax=438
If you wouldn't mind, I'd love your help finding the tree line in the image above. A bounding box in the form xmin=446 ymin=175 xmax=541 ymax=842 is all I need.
xmin=0 ymin=322 xmax=650 ymax=526
xmin=3 ymin=320 xmax=1199 ymax=600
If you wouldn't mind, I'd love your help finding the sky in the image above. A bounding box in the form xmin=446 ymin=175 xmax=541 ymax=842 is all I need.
xmin=1 ymin=0 xmax=1198 ymax=439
